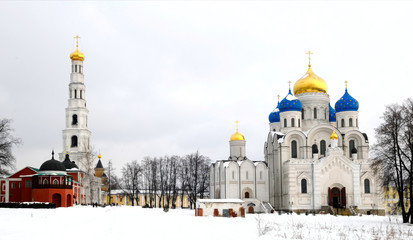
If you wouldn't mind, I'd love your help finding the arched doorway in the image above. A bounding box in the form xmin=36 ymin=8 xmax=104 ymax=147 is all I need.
xmin=245 ymin=192 xmax=250 ymax=198
xmin=248 ymin=206 xmax=254 ymax=213
xmin=52 ymin=193 xmax=62 ymax=208
xmin=328 ymin=187 xmax=346 ymax=208
xmin=67 ymin=194 xmax=72 ymax=207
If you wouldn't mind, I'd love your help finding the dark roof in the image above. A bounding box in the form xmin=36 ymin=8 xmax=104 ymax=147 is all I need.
xmin=39 ymin=151 xmax=66 ymax=172
xmin=62 ymin=153 xmax=78 ymax=169
xmin=102 ymin=173 xmax=107 ymax=177
xmin=95 ymin=159 xmax=104 ymax=169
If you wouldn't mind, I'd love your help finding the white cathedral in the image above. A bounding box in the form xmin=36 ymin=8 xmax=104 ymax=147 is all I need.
xmin=210 ymin=53 xmax=384 ymax=215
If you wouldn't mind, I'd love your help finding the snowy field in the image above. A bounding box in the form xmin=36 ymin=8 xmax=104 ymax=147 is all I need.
xmin=0 ymin=206 xmax=412 ymax=240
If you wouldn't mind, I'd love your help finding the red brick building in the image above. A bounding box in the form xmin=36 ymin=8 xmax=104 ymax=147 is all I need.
xmin=0 ymin=151 xmax=86 ymax=207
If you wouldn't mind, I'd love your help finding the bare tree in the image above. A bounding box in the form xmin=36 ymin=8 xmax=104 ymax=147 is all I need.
xmin=121 ymin=160 xmax=142 ymax=206
xmin=79 ymin=141 xmax=99 ymax=204
xmin=0 ymin=119 xmax=21 ymax=176
xmin=106 ymin=159 xmax=118 ymax=205
xmin=184 ymin=151 xmax=211 ymax=209
xmin=372 ymin=99 xmax=413 ymax=223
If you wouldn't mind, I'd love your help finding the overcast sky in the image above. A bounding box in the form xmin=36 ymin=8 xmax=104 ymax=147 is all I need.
xmin=1 ymin=1 xmax=412 ymax=175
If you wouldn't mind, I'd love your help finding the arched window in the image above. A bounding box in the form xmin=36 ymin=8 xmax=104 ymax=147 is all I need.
xmin=364 ymin=179 xmax=370 ymax=193
xmin=301 ymin=179 xmax=307 ymax=193
xmin=324 ymin=110 xmax=327 ymax=120
xmin=43 ymin=179 xmax=48 ymax=185
xmin=75 ymin=65 xmax=77 ymax=72
xmin=71 ymin=136 xmax=78 ymax=147
xmin=341 ymin=119 xmax=345 ymax=127
xmin=349 ymin=118 xmax=353 ymax=127
xmin=284 ymin=119 xmax=287 ymax=128
xmin=301 ymin=109 xmax=305 ymax=119
xmin=349 ymin=140 xmax=355 ymax=157
xmin=291 ymin=140 xmax=298 ymax=158
xmin=245 ymin=192 xmax=250 ymax=198
xmin=53 ymin=179 xmax=59 ymax=185
xmin=74 ymin=89 xmax=77 ymax=99
xmin=291 ymin=118 xmax=295 ymax=127
xmin=72 ymin=114 xmax=78 ymax=125
xmin=356 ymin=118 xmax=358 ymax=127
xmin=298 ymin=119 xmax=301 ymax=127
xmin=314 ymin=108 xmax=317 ymax=119
xmin=320 ymin=140 xmax=326 ymax=156
xmin=80 ymin=90 xmax=82 ymax=99
xmin=246 ymin=171 xmax=249 ymax=180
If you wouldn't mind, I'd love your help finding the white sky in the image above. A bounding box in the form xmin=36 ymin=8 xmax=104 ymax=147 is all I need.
xmin=1 ymin=1 xmax=412 ymax=174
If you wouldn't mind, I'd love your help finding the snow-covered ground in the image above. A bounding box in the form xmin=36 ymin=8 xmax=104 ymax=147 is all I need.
xmin=0 ymin=206 xmax=412 ymax=240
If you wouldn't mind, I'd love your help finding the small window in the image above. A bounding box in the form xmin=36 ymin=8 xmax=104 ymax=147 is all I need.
xmin=53 ymin=179 xmax=59 ymax=185
xmin=301 ymin=179 xmax=307 ymax=193
xmin=320 ymin=140 xmax=326 ymax=156
xmin=25 ymin=180 xmax=32 ymax=188
xmin=232 ymin=171 xmax=234 ymax=180
xmin=11 ymin=182 xmax=16 ymax=189
xmin=75 ymin=65 xmax=77 ymax=72
xmin=72 ymin=114 xmax=78 ymax=125
xmin=356 ymin=118 xmax=358 ymax=127
xmin=79 ymin=65 xmax=82 ymax=74
xmin=364 ymin=179 xmax=370 ymax=194
xmin=284 ymin=119 xmax=287 ymax=127
xmin=341 ymin=119 xmax=345 ymax=127
xmin=80 ymin=90 xmax=82 ymax=99
xmin=314 ymin=108 xmax=317 ymax=119
xmin=301 ymin=109 xmax=304 ymax=119
xmin=246 ymin=171 xmax=249 ymax=180
xmin=74 ymin=90 xmax=77 ymax=99
xmin=291 ymin=140 xmax=298 ymax=158
xmin=19 ymin=182 xmax=21 ymax=189
xmin=349 ymin=140 xmax=355 ymax=157
xmin=43 ymin=179 xmax=49 ymax=185
xmin=298 ymin=119 xmax=300 ymax=127
xmin=260 ymin=171 xmax=262 ymax=180
xmin=291 ymin=118 xmax=295 ymax=127
xmin=349 ymin=118 xmax=353 ymax=127
xmin=71 ymin=136 xmax=78 ymax=147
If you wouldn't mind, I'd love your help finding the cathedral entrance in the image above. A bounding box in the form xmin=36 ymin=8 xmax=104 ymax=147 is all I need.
xmin=52 ymin=193 xmax=62 ymax=208
xmin=328 ymin=186 xmax=346 ymax=208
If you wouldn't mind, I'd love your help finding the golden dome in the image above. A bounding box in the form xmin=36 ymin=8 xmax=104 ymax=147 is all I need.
xmin=98 ymin=153 xmax=102 ymax=159
xmin=70 ymin=35 xmax=84 ymax=61
xmin=230 ymin=120 xmax=245 ymax=141
xmin=230 ymin=132 xmax=245 ymax=141
xmin=330 ymin=127 xmax=338 ymax=140
xmin=293 ymin=66 xmax=328 ymax=95
xmin=70 ymin=49 xmax=85 ymax=61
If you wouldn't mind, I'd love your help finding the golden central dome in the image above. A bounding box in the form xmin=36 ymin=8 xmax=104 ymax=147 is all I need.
xmin=293 ymin=66 xmax=328 ymax=95
xmin=70 ymin=35 xmax=85 ymax=61
xmin=230 ymin=132 xmax=245 ymax=141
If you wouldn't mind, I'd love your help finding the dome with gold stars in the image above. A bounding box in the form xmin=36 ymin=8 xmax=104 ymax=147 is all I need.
xmin=293 ymin=51 xmax=328 ymax=95
xmin=70 ymin=35 xmax=85 ymax=61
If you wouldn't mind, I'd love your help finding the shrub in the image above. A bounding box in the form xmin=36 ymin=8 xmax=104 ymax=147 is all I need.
xmin=0 ymin=202 xmax=56 ymax=209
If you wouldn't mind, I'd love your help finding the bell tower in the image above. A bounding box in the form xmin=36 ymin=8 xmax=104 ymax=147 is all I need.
xmin=59 ymin=35 xmax=91 ymax=171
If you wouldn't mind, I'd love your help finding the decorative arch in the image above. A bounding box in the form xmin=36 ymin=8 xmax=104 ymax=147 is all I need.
xmin=53 ymin=179 xmax=59 ymax=185
xmin=52 ymin=193 xmax=62 ymax=208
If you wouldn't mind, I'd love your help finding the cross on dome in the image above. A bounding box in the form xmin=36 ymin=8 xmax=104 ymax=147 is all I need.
xmin=306 ymin=50 xmax=313 ymax=67
xmin=74 ymin=35 xmax=80 ymax=50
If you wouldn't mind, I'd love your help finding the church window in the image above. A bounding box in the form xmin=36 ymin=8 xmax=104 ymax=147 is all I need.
xmin=314 ymin=108 xmax=317 ymax=119
xmin=364 ymin=179 xmax=370 ymax=193
xmin=349 ymin=118 xmax=353 ymax=127
xmin=246 ymin=171 xmax=249 ymax=180
xmin=349 ymin=140 xmax=355 ymax=157
xmin=80 ymin=90 xmax=82 ymax=99
xmin=260 ymin=171 xmax=262 ymax=180
xmin=301 ymin=179 xmax=307 ymax=193
xmin=53 ymin=179 xmax=59 ymax=185
xmin=356 ymin=118 xmax=358 ymax=127
xmin=75 ymin=65 xmax=77 ymax=72
xmin=71 ymin=135 xmax=78 ymax=147
xmin=74 ymin=90 xmax=77 ymax=99
xmin=298 ymin=119 xmax=301 ymax=127
xmin=72 ymin=114 xmax=78 ymax=125
xmin=341 ymin=119 xmax=345 ymax=127
xmin=301 ymin=109 xmax=304 ymax=119
xmin=320 ymin=140 xmax=326 ymax=156
xmin=25 ymin=180 xmax=32 ymax=188
xmin=43 ymin=179 xmax=48 ymax=185
xmin=79 ymin=65 xmax=82 ymax=74
xmin=291 ymin=118 xmax=295 ymax=127
xmin=284 ymin=119 xmax=287 ymax=128
xmin=324 ymin=110 xmax=327 ymax=120
xmin=232 ymin=171 xmax=234 ymax=180
xmin=11 ymin=182 xmax=16 ymax=189
xmin=245 ymin=192 xmax=250 ymax=198
xmin=291 ymin=140 xmax=297 ymax=158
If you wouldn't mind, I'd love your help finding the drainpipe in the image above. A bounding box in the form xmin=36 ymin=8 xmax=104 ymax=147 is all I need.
xmin=279 ymin=142 xmax=283 ymax=210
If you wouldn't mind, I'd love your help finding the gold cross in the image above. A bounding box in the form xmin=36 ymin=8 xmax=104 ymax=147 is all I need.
xmin=277 ymin=94 xmax=280 ymax=102
xmin=345 ymin=80 xmax=348 ymax=89
xmin=235 ymin=120 xmax=239 ymax=132
xmin=288 ymin=81 xmax=292 ymax=88
xmin=74 ymin=35 xmax=81 ymax=49
xmin=306 ymin=50 xmax=313 ymax=67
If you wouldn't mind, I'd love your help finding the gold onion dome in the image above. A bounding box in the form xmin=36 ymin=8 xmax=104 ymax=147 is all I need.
xmin=293 ymin=51 xmax=328 ymax=95
xmin=230 ymin=121 xmax=245 ymax=141
xmin=70 ymin=35 xmax=85 ymax=61
xmin=330 ymin=126 xmax=338 ymax=140
xmin=98 ymin=153 xmax=102 ymax=159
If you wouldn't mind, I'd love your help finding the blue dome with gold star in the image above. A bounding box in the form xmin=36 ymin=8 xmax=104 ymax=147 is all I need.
xmin=335 ymin=88 xmax=359 ymax=112
xmin=279 ymin=89 xmax=302 ymax=112
xmin=329 ymin=103 xmax=336 ymax=122
xmin=269 ymin=102 xmax=280 ymax=123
